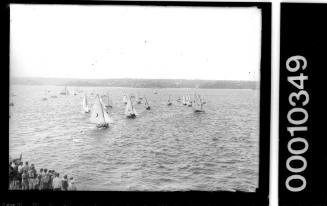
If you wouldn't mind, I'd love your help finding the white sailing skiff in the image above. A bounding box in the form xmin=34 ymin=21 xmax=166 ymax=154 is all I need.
xmin=90 ymin=95 xmax=110 ymax=128
xmin=144 ymin=97 xmax=151 ymax=110
xmin=193 ymin=94 xmax=205 ymax=112
xmin=125 ymin=96 xmax=137 ymax=118
xmin=83 ymin=94 xmax=91 ymax=113
xmin=123 ymin=95 xmax=128 ymax=104
xmin=167 ymin=95 xmax=172 ymax=106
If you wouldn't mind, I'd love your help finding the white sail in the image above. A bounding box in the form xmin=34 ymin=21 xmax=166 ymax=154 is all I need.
xmin=123 ymin=95 xmax=128 ymax=104
xmin=103 ymin=110 xmax=113 ymax=123
xmin=83 ymin=94 xmax=90 ymax=112
xmin=125 ymin=98 xmax=133 ymax=115
xmin=125 ymin=96 xmax=137 ymax=116
xmin=193 ymin=94 xmax=204 ymax=112
xmin=102 ymin=93 xmax=112 ymax=107
xmin=90 ymin=95 xmax=108 ymax=125
xmin=182 ymin=96 xmax=186 ymax=104
xmin=99 ymin=96 xmax=104 ymax=106
xmin=186 ymin=95 xmax=192 ymax=106
xmin=168 ymin=95 xmax=172 ymax=105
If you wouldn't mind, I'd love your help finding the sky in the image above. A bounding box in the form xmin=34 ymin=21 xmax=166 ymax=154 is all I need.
xmin=10 ymin=4 xmax=261 ymax=81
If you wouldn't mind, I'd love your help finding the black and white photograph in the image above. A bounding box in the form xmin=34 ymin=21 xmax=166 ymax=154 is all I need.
xmin=9 ymin=3 xmax=264 ymax=192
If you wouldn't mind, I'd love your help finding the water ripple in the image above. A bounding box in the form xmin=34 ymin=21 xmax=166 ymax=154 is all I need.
xmin=9 ymin=85 xmax=259 ymax=191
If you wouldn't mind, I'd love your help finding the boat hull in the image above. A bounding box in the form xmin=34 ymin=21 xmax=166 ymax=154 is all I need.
xmin=126 ymin=114 xmax=136 ymax=119
xmin=96 ymin=123 xmax=109 ymax=128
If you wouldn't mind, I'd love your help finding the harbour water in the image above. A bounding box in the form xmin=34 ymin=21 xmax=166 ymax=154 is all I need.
xmin=9 ymin=85 xmax=259 ymax=191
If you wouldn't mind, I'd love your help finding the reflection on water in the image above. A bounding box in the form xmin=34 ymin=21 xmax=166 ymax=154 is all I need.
xmin=9 ymin=85 xmax=259 ymax=191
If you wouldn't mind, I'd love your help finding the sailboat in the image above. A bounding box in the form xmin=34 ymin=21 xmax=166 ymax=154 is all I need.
xmin=83 ymin=94 xmax=91 ymax=113
xmin=144 ymin=97 xmax=151 ymax=110
xmin=182 ymin=96 xmax=186 ymax=105
xmin=125 ymin=96 xmax=137 ymax=118
xmin=103 ymin=93 xmax=113 ymax=108
xmin=187 ymin=95 xmax=192 ymax=107
xmin=99 ymin=96 xmax=105 ymax=108
xmin=60 ymin=86 xmax=69 ymax=95
xmin=167 ymin=95 xmax=172 ymax=106
xmin=193 ymin=94 xmax=205 ymax=112
xmin=135 ymin=94 xmax=142 ymax=104
xmin=123 ymin=95 xmax=128 ymax=104
xmin=90 ymin=95 xmax=110 ymax=128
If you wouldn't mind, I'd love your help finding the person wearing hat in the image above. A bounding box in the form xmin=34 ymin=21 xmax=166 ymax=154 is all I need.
xmin=68 ymin=177 xmax=77 ymax=191
xmin=17 ymin=162 xmax=23 ymax=189
xmin=61 ymin=175 xmax=69 ymax=191
xmin=38 ymin=168 xmax=43 ymax=190
xmin=21 ymin=170 xmax=29 ymax=190
xmin=28 ymin=164 xmax=36 ymax=190
xmin=41 ymin=168 xmax=50 ymax=190
xmin=52 ymin=173 xmax=61 ymax=191
xmin=22 ymin=161 xmax=29 ymax=173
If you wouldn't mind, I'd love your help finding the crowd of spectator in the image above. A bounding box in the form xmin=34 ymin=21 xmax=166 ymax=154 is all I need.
xmin=9 ymin=160 xmax=77 ymax=191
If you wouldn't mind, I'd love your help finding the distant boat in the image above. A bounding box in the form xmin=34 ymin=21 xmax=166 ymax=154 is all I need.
xmin=125 ymin=96 xmax=137 ymax=118
xmin=187 ymin=95 xmax=192 ymax=107
xmin=42 ymin=97 xmax=48 ymax=101
xmin=83 ymin=94 xmax=91 ymax=113
xmin=90 ymin=95 xmax=110 ymax=128
xmin=50 ymin=95 xmax=57 ymax=98
xmin=123 ymin=95 xmax=128 ymax=104
xmin=135 ymin=94 xmax=142 ymax=104
xmin=154 ymin=90 xmax=158 ymax=94
xmin=60 ymin=86 xmax=69 ymax=95
xmin=102 ymin=93 xmax=113 ymax=108
xmin=9 ymin=102 xmax=14 ymax=106
xmin=167 ymin=95 xmax=172 ymax=106
xmin=193 ymin=94 xmax=205 ymax=113
xmin=144 ymin=97 xmax=151 ymax=110
xmin=182 ymin=96 xmax=187 ymax=105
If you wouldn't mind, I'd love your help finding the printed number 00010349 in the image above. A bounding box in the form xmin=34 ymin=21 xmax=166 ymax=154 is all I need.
xmin=285 ymin=55 xmax=309 ymax=192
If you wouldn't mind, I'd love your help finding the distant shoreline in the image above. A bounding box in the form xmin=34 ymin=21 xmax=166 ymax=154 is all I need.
xmin=10 ymin=77 xmax=260 ymax=89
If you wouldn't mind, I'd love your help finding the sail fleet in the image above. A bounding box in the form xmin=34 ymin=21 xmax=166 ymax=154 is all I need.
xmin=39 ymin=86 xmax=206 ymax=129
